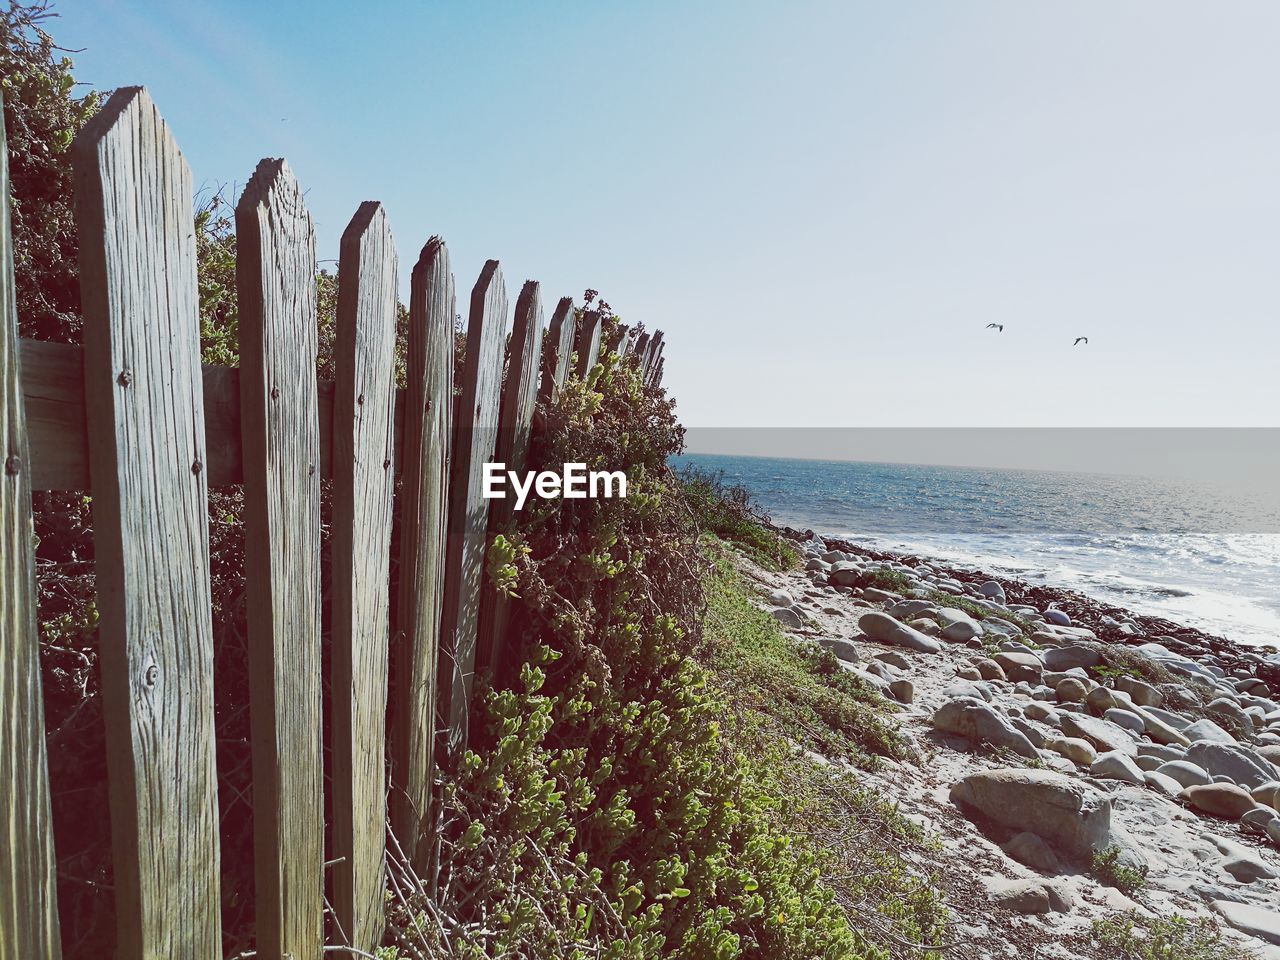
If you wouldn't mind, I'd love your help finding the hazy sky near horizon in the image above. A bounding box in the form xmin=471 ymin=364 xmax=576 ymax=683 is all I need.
xmin=55 ymin=1 xmax=1280 ymax=430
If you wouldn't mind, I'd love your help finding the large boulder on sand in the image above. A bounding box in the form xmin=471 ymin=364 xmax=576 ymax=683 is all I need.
xmin=1060 ymin=713 xmax=1138 ymax=755
xmin=859 ymin=612 xmax=942 ymax=653
xmin=994 ymin=652 xmax=1043 ymax=684
xmin=1178 ymin=783 xmax=1258 ymax=820
xmin=1042 ymin=644 xmax=1102 ymax=672
xmin=1184 ymin=742 xmax=1280 ymax=791
xmin=933 ymin=698 xmax=1039 ymax=757
xmin=950 ymin=768 xmax=1112 ymax=859
xmin=1212 ymin=900 xmax=1280 ymax=946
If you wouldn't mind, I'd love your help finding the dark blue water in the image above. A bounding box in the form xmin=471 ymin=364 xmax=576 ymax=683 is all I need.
xmin=674 ymin=453 xmax=1280 ymax=647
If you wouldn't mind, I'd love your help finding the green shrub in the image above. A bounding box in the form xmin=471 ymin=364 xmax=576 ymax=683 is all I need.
xmin=1091 ymin=911 xmax=1257 ymax=960
xmin=404 ymin=338 xmax=944 ymax=959
xmin=678 ymin=465 xmax=798 ymax=571
xmin=1090 ymin=846 xmax=1148 ymax=895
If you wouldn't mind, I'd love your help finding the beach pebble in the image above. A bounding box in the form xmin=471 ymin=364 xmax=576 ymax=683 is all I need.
xmin=1055 ymin=678 xmax=1089 ymax=703
xmin=1047 ymin=737 xmax=1096 ymax=766
xmin=1043 ymin=645 xmax=1102 ymax=672
xmin=1060 ymin=714 xmax=1138 ymax=756
xmin=995 ymin=652 xmax=1042 ymax=684
xmin=979 ymin=580 xmax=1006 ymax=601
xmin=1002 ymin=831 xmax=1061 ymax=872
xmin=858 ymin=612 xmax=942 ymax=654
xmin=819 ymin=637 xmax=860 ymax=664
xmin=1092 ymin=750 xmax=1146 ymax=785
xmin=1143 ymin=770 xmax=1185 ymax=798
xmin=971 ymin=658 xmax=1007 ymax=682
xmin=1103 ymin=708 xmax=1146 ymax=734
xmin=874 ymin=650 xmax=911 ymax=670
xmin=770 ymin=607 xmax=805 ymax=630
xmin=932 ymin=698 xmax=1038 ymax=757
xmin=1212 ymin=900 xmax=1280 ymax=946
xmin=937 ymin=608 xmax=982 ymax=643
xmin=1155 ymin=760 xmax=1212 ymax=788
xmin=1178 ymin=783 xmax=1257 ymax=820
xmin=1115 ymin=674 xmax=1163 ymax=707
xmin=889 ymin=679 xmax=914 ymax=704
xmin=1185 ymin=742 xmax=1280 ymax=790
xmin=1184 ymin=718 xmax=1237 ymax=744
xmin=950 ymin=768 xmax=1112 ymax=859
xmin=1137 ymin=742 xmax=1186 ymax=763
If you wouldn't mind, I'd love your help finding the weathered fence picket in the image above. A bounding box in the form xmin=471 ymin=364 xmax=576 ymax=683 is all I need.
xmin=538 ymin=296 xmax=576 ymax=404
xmin=575 ymin=308 xmax=603 ymax=378
xmin=633 ymin=330 xmax=651 ymax=373
xmin=235 ymin=158 xmax=325 ymax=960
xmin=0 ymin=88 xmax=63 ymax=960
xmin=477 ymin=280 xmax=544 ymax=676
xmin=437 ymin=260 xmax=507 ymax=759
xmin=330 ymin=202 xmax=399 ymax=951
xmin=2 ymin=80 xmax=672 ymax=954
xmin=392 ymin=237 xmax=455 ymax=875
xmin=615 ymin=323 xmax=633 ymax=358
xmin=73 ymin=87 xmax=223 ymax=958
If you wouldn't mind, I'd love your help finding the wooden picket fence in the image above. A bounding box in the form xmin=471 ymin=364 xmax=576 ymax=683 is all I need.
xmin=0 ymin=86 xmax=665 ymax=959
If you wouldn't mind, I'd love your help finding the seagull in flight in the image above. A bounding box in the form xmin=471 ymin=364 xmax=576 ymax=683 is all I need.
xmin=1074 ymin=337 xmax=1088 ymax=346
xmin=986 ymin=323 xmax=1004 ymax=332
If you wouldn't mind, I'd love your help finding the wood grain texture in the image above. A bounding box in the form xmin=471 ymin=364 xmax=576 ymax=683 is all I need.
xmin=72 ymin=86 xmax=221 ymax=959
xmin=476 ymin=280 xmax=543 ymax=677
xmin=234 ymin=159 xmax=323 ymax=960
xmin=16 ymin=339 xmax=414 ymax=491
xmin=391 ymin=237 xmax=454 ymax=875
xmin=0 ymin=87 xmax=62 ymax=960
xmin=614 ymin=323 xmax=632 ymax=358
xmin=632 ymin=331 xmax=651 ymax=376
xmin=437 ymin=260 xmax=507 ymax=761
xmin=574 ymin=308 xmax=602 ymax=379
xmin=330 ymin=201 xmax=398 ymax=953
xmin=537 ymin=296 xmax=574 ymax=405
xmin=645 ymin=335 xmax=665 ymax=386
xmin=652 ymin=356 xmax=665 ymax=387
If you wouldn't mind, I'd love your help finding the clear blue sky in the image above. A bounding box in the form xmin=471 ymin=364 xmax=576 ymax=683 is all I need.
xmin=55 ymin=1 xmax=1280 ymax=429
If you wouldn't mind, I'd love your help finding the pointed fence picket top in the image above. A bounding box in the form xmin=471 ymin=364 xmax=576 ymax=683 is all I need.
xmin=235 ymin=158 xmax=324 ymax=960
xmin=614 ymin=323 xmax=633 ymax=358
xmin=477 ymin=280 xmax=544 ymax=677
xmin=643 ymin=330 xmax=665 ymax=383
xmin=392 ymin=237 xmax=455 ymax=875
xmin=538 ymin=296 xmax=575 ymax=404
xmin=633 ymin=330 xmax=651 ymax=373
xmin=330 ymin=202 xmax=398 ymax=952
xmin=0 ymin=88 xmax=63 ymax=960
xmin=437 ymin=260 xmax=507 ymax=760
xmin=73 ymin=86 xmax=222 ymax=958
xmin=574 ymin=307 xmax=603 ymax=378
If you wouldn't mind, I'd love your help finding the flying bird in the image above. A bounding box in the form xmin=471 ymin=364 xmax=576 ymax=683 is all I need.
xmin=986 ymin=323 xmax=1004 ymax=332
xmin=1074 ymin=337 xmax=1088 ymax=346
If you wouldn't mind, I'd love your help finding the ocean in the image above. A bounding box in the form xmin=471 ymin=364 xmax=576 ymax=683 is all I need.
xmin=672 ymin=452 xmax=1280 ymax=649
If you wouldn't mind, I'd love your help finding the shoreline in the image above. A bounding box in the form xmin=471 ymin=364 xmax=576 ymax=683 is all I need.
xmin=740 ymin=526 xmax=1280 ymax=956
xmin=774 ymin=523 xmax=1280 ymax=687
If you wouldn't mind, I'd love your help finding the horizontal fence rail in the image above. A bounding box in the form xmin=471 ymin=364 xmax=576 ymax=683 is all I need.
xmin=0 ymin=84 xmax=666 ymax=956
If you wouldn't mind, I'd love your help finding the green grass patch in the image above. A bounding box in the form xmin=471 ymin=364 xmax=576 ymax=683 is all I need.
xmin=702 ymin=543 xmax=948 ymax=956
xmin=703 ymin=543 xmax=909 ymax=766
xmin=862 ymin=568 xmax=915 ymax=594
xmin=678 ymin=466 xmax=799 ymax=571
